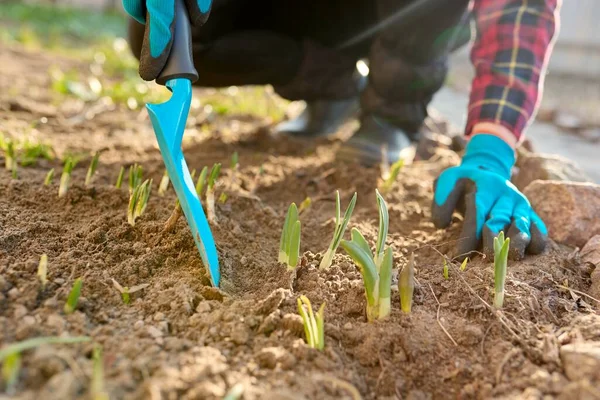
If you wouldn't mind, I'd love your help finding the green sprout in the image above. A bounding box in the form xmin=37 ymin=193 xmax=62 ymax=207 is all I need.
xmin=91 ymin=345 xmax=108 ymax=400
xmin=443 ymin=259 xmax=449 ymax=280
xmin=4 ymin=140 xmax=17 ymax=178
xmin=297 ymin=295 xmax=325 ymax=351
xmin=64 ymin=278 xmax=82 ymax=314
xmin=206 ymin=163 xmax=221 ymax=224
xmin=115 ymin=166 xmax=125 ymax=189
xmin=278 ymin=203 xmax=301 ymax=270
xmin=195 ymin=166 xmax=208 ymax=195
xmin=58 ymin=157 xmax=77 ymax=197
xmin=460 ymin=257 xmax=469 ymax=271
xmin=128 ymin=163 xmax=143 ymax=194
xmin=230 ymin=151 xmax=239 ymax=170
xmin=219 ymin=192 xmax=228 ymax=204
xmin=127 ymin=179 xmax=152 ymax=226
xmin=380 ymin=159 xmax=404 ymax=194
xmin=44 ymin=168 xmax=54 ymax=186
xmin=112 ymin=279 xmax=149 ymax=305
xmin=0 ymin=336 xmax=90 ymax=393
xmin=85 ymin=151 xmax=101 ymax=187
xmin=319 ymin=191 xmax=357 ymax=270
xmin=399 ymin=253 xmax=415 ymax=314
xmin=158 ymin=170 xmax=170 ymax=196
xmin=37 ymin=254 xmax=48 ymax=290
xmin=298 ymin=197 xmax=312 ymax=214
xmin=340 ymin=190 xmax=393 ymax=322
xmin=494 ymin=232 xmax=510 ymax=309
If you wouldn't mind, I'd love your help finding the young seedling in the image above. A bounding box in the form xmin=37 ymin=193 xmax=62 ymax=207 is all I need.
xmin=278 ymin=203 xmax=301 ymax=270
xmin=298 ymin=197 xmax=312 ymax=214
xmin=44 ymin=168 xmax=55 ymax=186
xmin=340 ymin=190 xmax=393 ymax=322
xmin=128 ymin=163 xmax=143 ymax=194
xmin=399 ymin=253 xmax=415 ymax=313
xmin=115 ymin=166 xmax=125 ymax=189
xmin=58 ymin=157 xmax=77 ymax=197
xmin=297 ymin=295 xmax=325 ymax=350
xmin=127 ymin=179 xmax=152 ymax=226
xmin=460 ymin=257 xmax=469 ymax=272
xmin=494 ymin=232 xmax=510 ymax=309
xmin=37 ymin=254 xmax=48 ymax=290
xmin=64 ymin=278 xmax=82 ymax=314
xmin=195 ymin=166 xmax=208 ymax=196
xmin=85 ymin=151 xmax=101 ymax=187
xmin=112 ymin=279 xmax=149 ymax=305
xmin=5 ymin=140 xmax=17 ymax=178
xmin=91 ymin=345 xmax=108 ymax=400
xmin=158 ymin=170 xmax=170 ymax=196
xmin=380 ymin=159 xmax=404 ymax=194
xmin=319 ymin=191 xmax=357 ymax=270
xmin=219 ymin=192 xmax=228 ymax=204
xmin=443 ymin=259 xmax=449 ymax=280
xmin=206 ymin=163 xmax=221 ymax=224
xmin=0 ymin=336 xmax=90 ymax=393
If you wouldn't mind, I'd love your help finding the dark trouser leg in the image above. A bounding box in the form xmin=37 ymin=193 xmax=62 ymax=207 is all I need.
xmin=362 ymin=0 xmax=472 ymax=133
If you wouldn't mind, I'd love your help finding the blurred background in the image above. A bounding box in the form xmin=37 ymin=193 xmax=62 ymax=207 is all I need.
xmin=2 ymin=0 xmax=599 ymax=180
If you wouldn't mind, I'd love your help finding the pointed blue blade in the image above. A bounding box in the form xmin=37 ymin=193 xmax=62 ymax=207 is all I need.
xmin=146 ymin=78 xmax=220 ymax=287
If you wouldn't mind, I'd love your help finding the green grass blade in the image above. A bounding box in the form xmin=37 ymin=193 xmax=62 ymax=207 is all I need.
xmin=115 ymin=166 xmax=125 ymax=189
xmin=279 ymin=203 xmax=298 ymax=263
xmin=230 ymin=151 xmax=239 ymax=170
xmin=0 ymin=336 xmax=91 ymax=361
xmin=399 ymin=253 xmax=415 ymax=313
xmin=287 ymin=220 xmax=301 ymax=269
xmin=298 ymin=197 xmax=312 ymax=214
xmin=460 ymin=257 xmax=469 ymax=271
xmin=85 ymin=151 xmax=100 ymax=187
xmin=44 ymin=168 xmax=55 ymax=186
xmin=302 ymin=295 xmax=319 ymax=348
xmin=316 ymin=302 xmax=326 ymax=350
xmin=208 ymin=163 xmax=221 ymax=189
xmin=350 ymin=228 xmax=373 ymax=260
xmin=64 ymin=278 xmax=82 ymax=314
xmin=335 ymin=190 xmax=341 ymax=226
xmin=340 ymin=239 xmax=378 ymax=307
xmin=378 ymin=247 xmax=393 ymax=319
xmin=195 ymin=166 xmax=208 ymax=195
xmin=319 ymin=192 xmax=357 ymax=270
xmin=494 ymin=237 xmax=510 ymax=308
xmin=2 ymin=352 xmax=21 ymax=393
xmin=297 ymin=297 xmax=315 ymax=348
xmin=381 ymin=159 xmax=404 ymax=193
xmin=375 ymin=189 xmax=389 ymax=262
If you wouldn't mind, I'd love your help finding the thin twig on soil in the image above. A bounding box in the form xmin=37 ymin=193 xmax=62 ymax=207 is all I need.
xmin=314 ymin=375 xmax=362 ymax=400
xmin=495 ymin=348 xmax=521 ymax=386
xmin=480 ymin=323 xmax=494 ymax=357
xmin=555 ymin=284 xmax=600 ymax=305
xmin=428 ymin=283 xmax=458 ymax=346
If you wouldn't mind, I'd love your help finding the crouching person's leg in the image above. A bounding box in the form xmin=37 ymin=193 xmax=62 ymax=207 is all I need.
xmin=338 ymin=0 xmax=471 ymax=165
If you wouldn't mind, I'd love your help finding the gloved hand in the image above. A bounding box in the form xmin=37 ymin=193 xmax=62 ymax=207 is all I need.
xmin=432 ymin=134 xmax=547 ymax=260
xmin=123 ymin=0 xmax=212 ymax=81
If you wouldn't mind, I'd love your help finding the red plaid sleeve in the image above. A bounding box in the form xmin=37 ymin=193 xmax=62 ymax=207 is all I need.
xmin=466 ymin=0 xmax=560 ymax=141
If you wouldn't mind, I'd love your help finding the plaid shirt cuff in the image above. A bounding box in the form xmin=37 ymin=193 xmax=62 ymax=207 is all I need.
xmin=466 ymin=0 xmax=560 ymax=141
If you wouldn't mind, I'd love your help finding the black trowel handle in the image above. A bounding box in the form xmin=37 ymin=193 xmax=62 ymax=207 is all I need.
xmin=156 ymin=0 xmax=199 ymax=85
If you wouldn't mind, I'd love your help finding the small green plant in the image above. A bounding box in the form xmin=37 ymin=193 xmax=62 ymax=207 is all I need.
xmin=460 ymin=257 xmax=469 ymax=271
xmin=64 ymin=278 xmax=82 ymax=314
xmin=195 ymin=166 xmax=208 ymax=195
xmin=494 ymin=232 xmax=510 ymax=309
xmin=340 ymin=190 xmax=392 ymax=322
xmin=127 ymin=179 xmax=152 ymax=226
xmin=443 ymin=259 xmax=449 ymax=280
xmin=58 ymin=157 xmax=77 ymax=197
xmin=319 ymin=191 xmax=357 ymax=270
xmin=219 ymin=192 xmax=228 ymax=204
xmin=297 ymin=295 xmax=325 ymax=351
xmin=380 ymin=159 xmax=404 ymax=194
xmin=128 ymin=163 xmax=143 ymax=194
xmin=399 ymin=253 xmax=415 ymax=314
xmin=115 ymin=166 xmax=125 ymax=189
xmin=44 ymin=168 xmax=54 ymax=185
xmin=206 ymin=163 xmax=221 ymax=224
xmin=278 ymin=203 xmax=301 ymax=270
xmin=4 ymin=140 xmax=17 ymax=178
xmin=230 ymin=151 xmax=239 ymax=170
xmin=158 ymin=170 xmax=170 ymax=196
xmin=112 ymin=279 xmax=149 ymax=305
xmin=298 ymin=197 xmax=312 ymax=214
xmin=37 ymin=254 xmax=48 ymax=290
xmin=85 ymin=151 xmax=101 ymax=187
xmin=0 ymin=336 xmax=90 ymax=393
xmin=91 ymin=345 xmax=108 ymax=400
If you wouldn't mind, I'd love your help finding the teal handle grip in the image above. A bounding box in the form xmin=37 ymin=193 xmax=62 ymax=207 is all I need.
xmin=156 ymin=0 xmax=199 ymax=85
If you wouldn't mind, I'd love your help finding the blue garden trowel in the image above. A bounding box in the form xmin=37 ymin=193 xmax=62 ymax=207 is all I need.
xmin=145 ymin=0 xmax=220 ymax=286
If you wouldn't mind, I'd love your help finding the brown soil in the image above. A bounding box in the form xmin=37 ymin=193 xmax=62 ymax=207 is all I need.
xmin=1 ymin=45 xmax=599 ymax=400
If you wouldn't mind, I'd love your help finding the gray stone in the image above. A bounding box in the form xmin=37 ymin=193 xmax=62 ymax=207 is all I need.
xmin=514 ymin=152 xmax=590 ymax=191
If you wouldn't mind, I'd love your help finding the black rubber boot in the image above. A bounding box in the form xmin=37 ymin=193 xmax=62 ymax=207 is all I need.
xmin=337 ymin=115 xmax=419 ymax=165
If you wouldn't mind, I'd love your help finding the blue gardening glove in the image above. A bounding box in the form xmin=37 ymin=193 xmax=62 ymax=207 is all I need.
xmin=123 ymin=0 xmax=212 ymax=81
xmin=432 ymin=134 xmax=548 ymax=260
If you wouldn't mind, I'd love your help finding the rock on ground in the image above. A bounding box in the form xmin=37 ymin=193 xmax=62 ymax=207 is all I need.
xmin=524 ymin=181 xmax=600 ymax=248
xmin=514 ymin=152 xmax=590 ymax=191
xmin=581 ymin=235 xmax=600 ymax=300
